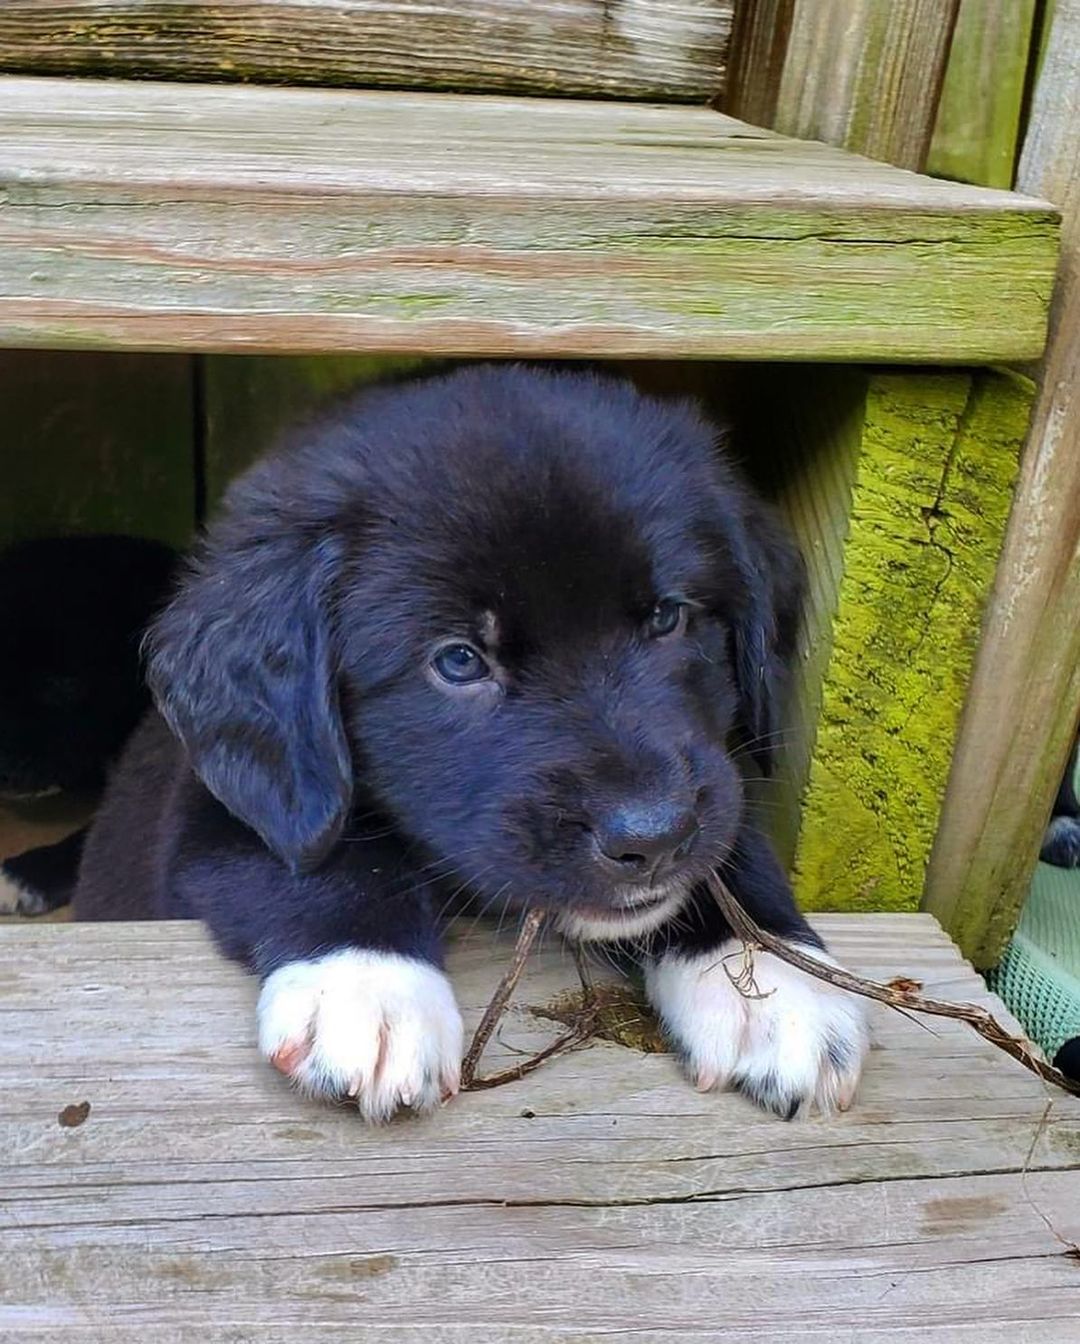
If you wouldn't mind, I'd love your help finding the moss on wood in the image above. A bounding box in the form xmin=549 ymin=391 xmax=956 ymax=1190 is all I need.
xmin=791 ymin=368 xmax=1032 ymax=911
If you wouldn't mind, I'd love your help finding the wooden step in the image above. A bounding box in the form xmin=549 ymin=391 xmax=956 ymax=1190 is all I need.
xmin=0 ymin=76 xmax=1059 ymax=360
xmin=0 ymin=1 xmax=735 ymax=103
xmin=3 ymin=914 xmax=1079 ymax=1338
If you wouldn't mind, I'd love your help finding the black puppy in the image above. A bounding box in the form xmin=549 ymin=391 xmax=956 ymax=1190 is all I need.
xmin=0 ymin=534 xmax=176 ymax=913
xmin=0 ymin=534 xmax=176 ymax=799
xmin=74 ymin=365 xmax=868 ymax=1121
xmin=1041 ymin=731 xmax=1080 ymax=868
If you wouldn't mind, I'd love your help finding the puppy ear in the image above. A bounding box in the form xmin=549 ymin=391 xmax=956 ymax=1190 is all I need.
xmin=729 ymin=496 xmax=806 ymax=776
xmin=147 ymin=530 xmax=352 ymax=872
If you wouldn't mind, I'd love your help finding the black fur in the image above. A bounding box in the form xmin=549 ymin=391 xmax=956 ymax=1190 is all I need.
xmin=0 ymin=534 xmax=177 ymax=798
xmin=1040 ymin=731 xmax=1080 ymax=868
xmin=73 ymin=365 xmax=818 ymax=991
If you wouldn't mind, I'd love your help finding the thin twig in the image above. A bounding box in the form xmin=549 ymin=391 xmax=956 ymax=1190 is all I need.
xmin=460 ymin=909 xmax=546 ymax=1090
xmin=463 ymin=1020 xmax=597 ymax=1091
xmin=704 ymin=872 xmax=1080 ymax=1099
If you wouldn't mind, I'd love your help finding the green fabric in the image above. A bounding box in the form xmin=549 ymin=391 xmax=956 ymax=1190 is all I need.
xmin=989 ymin=755 xmax=1080 ymax=1059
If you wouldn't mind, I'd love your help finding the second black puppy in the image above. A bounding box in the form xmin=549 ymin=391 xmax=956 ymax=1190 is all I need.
xmin=75 ymin=365 xmax=868 ymax=1121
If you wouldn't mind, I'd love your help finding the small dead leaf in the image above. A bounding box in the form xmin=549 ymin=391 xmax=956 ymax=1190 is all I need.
xmin=533 ymin=984 xmax=669 ymax=1053
xmin=886 ymin=977 xmax=924 ymax=995
xmin=58 ymin=1101 xmax=91 ymax=1128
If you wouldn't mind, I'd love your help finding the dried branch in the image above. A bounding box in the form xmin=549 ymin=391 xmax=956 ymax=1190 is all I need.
xmin=460 ymin=909 xmax=546 ymax=1090
xmin=457 ymin=874 xmax=1080 ymax=1101
xmin=704 ymin=872 xmax=1080 ymax=1099
xmin=462 ymin=1020 xmax=596 ymax=1091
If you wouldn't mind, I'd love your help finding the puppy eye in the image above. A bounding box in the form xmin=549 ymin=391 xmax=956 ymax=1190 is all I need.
xmin=647 ymin=598 xmax=688 ymax=639
xmin=432 ymin=642 xmax=491 ymax=685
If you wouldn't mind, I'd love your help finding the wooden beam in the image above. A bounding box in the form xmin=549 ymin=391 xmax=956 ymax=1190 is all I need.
xmin=927 ymin=0 xmax=1039 ymax=189
xmin=0 ymin=1 xmax=734 ymax=103
xmin=0 ymin=78 xmax=1060 ymax=362
xmin=735 ymin=366 xmax=1032 ymax=912
xmin=725 ymin=0 xmax=961 ymax=171
xmin=923 ymin=0 xmax=1080 ymax=967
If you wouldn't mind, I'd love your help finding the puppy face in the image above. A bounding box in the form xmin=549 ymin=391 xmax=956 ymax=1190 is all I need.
xmin=149 ymin=366 xmax=803 ymax=938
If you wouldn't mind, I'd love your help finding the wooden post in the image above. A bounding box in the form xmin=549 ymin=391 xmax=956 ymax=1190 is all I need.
xmin=923 ymin=0 xmax=1080 ymax=967
xmin=927 ymin=0 xmax=1039 ymax=188
xmin=724 ymin=0 xmax=961 ymax=170
xmin=733 ymin=366 xmax=1032 ymax=913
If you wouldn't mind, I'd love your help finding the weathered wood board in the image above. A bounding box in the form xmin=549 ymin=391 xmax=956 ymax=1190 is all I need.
xmin=725 ymin=0 xmax=960 ymax=172
xmin=927 ymin=0 xmax=1039 ymax=189
xmin=0 ymin=1 xmax=734 ymax=103
xmin=772 ymin=368 xmax=1032 ymax=912
xmin=0 ymin=78 xmax=1059 ymax=362
xmin=924 ymin=0 xmax=1080 ymax=967
xmin=1 ymin=914 xmax=1078 ymax=1339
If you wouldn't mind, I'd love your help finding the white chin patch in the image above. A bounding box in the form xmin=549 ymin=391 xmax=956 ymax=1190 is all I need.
xmin=556 ymin=885 xmax=689 ymax=943
xmin=257 ymin=949 xmax=464 ymax=1124
xmin=645 ymin=939 xmax=870 ymax=1118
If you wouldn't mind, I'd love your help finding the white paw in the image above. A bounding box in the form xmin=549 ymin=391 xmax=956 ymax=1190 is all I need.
xmin=645 ymin=940 xmax=869 ymax=1118
xmin=0 ymin=869 xmax=48 ymax=916
xmin=257 ymin=949 xmax=464 ymax=1123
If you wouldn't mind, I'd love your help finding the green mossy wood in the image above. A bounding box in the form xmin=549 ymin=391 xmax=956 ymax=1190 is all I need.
xmin=776 ymin=368 xmax=1032 ymax=912
xmin=927 ymin=0 xmax=1038 ymax=189
xmin=0 ymin=78 xmax=1059 ymax=363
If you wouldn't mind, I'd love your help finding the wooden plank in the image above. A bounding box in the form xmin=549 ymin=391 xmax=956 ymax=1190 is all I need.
xmin=927 ymin=0 xmax=1039 ymax=189
xmin=0 ymin=78 xmax=1059 ymax=363
xmin=724 ymin=0 xmax=960 ymax=172
xmin=0 ymin=1 xmax=734 ymax=103
xmin=923 ymin=0 xmax=1080 ymax=968
xmin=722 ymin=0 xmax=794 ymax=127
xmin=1 ymin=915 xmax=1077 ymax=1339
xmin=739 ymin=367 xmax=1032 ymax=912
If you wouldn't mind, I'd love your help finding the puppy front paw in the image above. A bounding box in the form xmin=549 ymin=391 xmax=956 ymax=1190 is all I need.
xmin=645 ymin=940 xmax=869 ymax=1119
xmin=257 ymin=949 xmax=464 ymax=1123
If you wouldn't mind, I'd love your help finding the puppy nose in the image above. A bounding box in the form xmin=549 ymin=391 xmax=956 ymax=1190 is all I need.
xmin=592 ymin=802 xmax=700 ymax=876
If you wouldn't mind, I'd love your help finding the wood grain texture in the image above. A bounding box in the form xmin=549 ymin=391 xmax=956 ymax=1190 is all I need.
xmin=722 ymin=0 xmax=794 ymax=125
xmin=725 ymin=0 xmax=961 ymax=171
xmin=923 ymin=0 xmax=1080 ymax=968
xmin=0 ymin=77 xmax=1059 ymax=362
xmin=927 ymin=0 xmax=1038 ymax=188
xmin=735 ymin=367 xmax=1030 ymax=912
xmin=1 ymin=914 xmax=1078 ymax=1339
xmin=0 ymin=347 xmax=195 ymax=906
xmin=0 ymin=0 xmax=734 ymax=102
